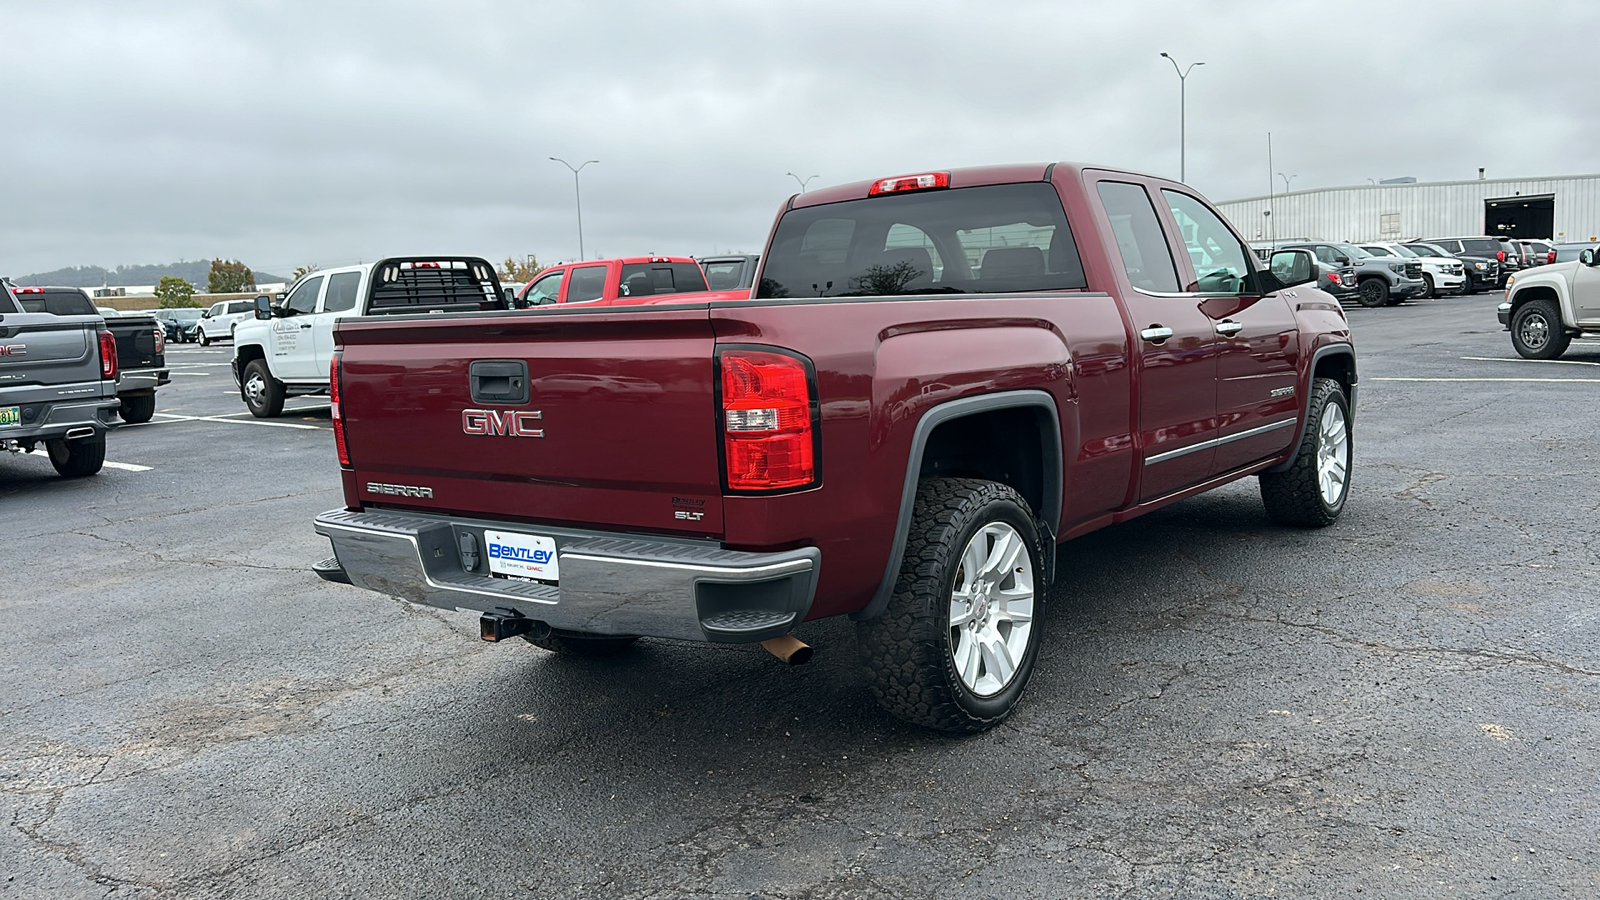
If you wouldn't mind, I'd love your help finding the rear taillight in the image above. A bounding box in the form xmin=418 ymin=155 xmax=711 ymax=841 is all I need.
xmin=1548 ymin=251 xmax=1557 ymax=264
xmin=153 ymin=324 xmax=165 ymax=355
xmin=1325 ymin=272 xmax=1340 ymax=283
xmin=98 ymin=330 xmax=118 ymax=380
xmin=1497 ymin=250 xmax=1506 ymax=262
xmin=330 ymin=353 xmax=350 ymax=467
xmin=719 ymin=348 xmax=817 ymax=491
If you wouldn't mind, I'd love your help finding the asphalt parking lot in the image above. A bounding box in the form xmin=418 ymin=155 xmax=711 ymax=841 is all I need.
xmin=3 ymin=292 xmax=1598 ymax=899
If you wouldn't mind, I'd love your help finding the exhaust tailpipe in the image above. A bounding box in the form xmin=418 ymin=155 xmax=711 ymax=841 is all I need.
xmin=760 ymin=634 xmax=812 ymax=666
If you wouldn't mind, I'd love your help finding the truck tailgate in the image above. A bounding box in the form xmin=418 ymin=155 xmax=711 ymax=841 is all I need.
xmin=0 ymin=316 xmax=98 ymax=386
xmin=336 ymin=306 xmax=725 ymax=537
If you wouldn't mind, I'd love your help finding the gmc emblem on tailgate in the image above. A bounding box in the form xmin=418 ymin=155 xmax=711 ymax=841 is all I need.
xmin=462 ymin=408 xmax=544 ymax=438
xmin=0 ymin=344 xmax=24 ymax=356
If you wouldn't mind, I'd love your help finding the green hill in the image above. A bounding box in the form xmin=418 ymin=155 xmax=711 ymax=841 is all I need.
xmin=11 ymin=262 xmax=289 ymax=289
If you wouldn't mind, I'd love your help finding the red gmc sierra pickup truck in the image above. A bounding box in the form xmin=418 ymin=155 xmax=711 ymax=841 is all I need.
xmin=313 ymin=163 xmax=1356 ymax=732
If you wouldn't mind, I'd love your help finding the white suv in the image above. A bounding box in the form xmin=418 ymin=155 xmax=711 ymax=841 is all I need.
xmin=196 ymin=298 xmax=262 ymax=346
xmin=1359 ymin=242 xmax=1466 ymax=298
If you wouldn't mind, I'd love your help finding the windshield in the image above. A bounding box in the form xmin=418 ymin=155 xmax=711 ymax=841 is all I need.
xmin=1331 ymin=243 xmax=1372 ymax=259
xmin=758 ymin=182 xmax=1087 ymax=298
xmin=1461 ymin=238 xmax=1504 ymax=256
xmin=1383 ymin=244 xmax=1418 ymax=258
xmin=170 ymin=309 xmax=203 ymax=321
xmin=1408 ymin=243 xmax=1446 ymax=257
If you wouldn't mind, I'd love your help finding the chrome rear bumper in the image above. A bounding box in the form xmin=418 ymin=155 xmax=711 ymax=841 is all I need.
xmin=313 ymin=508 xmax=820 ymax=643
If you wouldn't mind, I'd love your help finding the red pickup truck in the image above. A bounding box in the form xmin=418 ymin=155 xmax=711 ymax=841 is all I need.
xmin=314 ymin=163 xmax=1356 ymax=732
xmin=511 ymin=255 xmax=742 ymax=308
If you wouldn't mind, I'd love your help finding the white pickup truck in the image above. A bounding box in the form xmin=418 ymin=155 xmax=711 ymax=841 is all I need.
xmin=1497 ymin=247 xmax=1600 ymax=359
xmin=231 ymin=259 xmax=506 ymax=417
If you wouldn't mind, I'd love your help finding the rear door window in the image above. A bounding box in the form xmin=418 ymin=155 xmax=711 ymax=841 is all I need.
xmin=323 ymin=272 xmax=361 ymax=312
xmin=758 ymin=182 xmax=1086 ymax=298
xmin=566 ymin=266 xmax=608 ymax=303
xmin=1095 ymin=181 xmax=1180 ymax=293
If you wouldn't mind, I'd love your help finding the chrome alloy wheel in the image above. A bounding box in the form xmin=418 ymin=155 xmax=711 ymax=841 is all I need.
xmin=1517 ymin=310 xmax=1551 ymax=351
xmin=1316 ymin=402 xmax=1350 ymax=506
xmin=244 ymin=371 xmax=267 ymax=408
xmin=949 ymin=522 xmax=1035 ymax=696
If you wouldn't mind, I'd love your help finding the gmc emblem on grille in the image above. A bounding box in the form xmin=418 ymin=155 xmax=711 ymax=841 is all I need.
xmin=462 ymin=409 xmax=544 ymax=437
xmin=0 ymin=344 xmax=25 ymax=357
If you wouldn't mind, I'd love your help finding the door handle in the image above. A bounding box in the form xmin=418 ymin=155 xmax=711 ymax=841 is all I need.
xmin=300 ymin=324 xmax=312 ymax=329
xmin=1139 ymin=325 xmax=1174 ymax=343
xmin=1215 ymin=320 xmax=1244 ymax=336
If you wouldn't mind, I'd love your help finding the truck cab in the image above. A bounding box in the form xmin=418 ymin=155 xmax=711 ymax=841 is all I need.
xmin=232 ymin=259 xmax=505 ymax=417
xmin=512 ymin=256 xmax=734 ymax=308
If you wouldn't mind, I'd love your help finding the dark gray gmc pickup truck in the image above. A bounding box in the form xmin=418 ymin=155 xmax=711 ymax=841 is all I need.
xmin=0 ymin=282 xmax=121 ymax=477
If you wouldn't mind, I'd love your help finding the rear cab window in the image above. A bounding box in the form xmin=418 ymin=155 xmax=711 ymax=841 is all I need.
xmin=703 ymin=260 xmax=746 ymax=291
xmin=619 ymin=263 xmax=708 ymax=297
xmin=15 ymin=289 xmax=96 ymax=316
xmin=758 ymin=182 xmax=1087 ymax=298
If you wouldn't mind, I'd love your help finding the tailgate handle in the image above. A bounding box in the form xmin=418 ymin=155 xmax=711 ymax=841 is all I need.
xmin=469 ymin=360 xmax=529 ymax=405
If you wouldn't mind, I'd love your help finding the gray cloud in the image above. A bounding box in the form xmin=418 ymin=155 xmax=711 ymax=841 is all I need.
xmin=4 ymin=0 xmax=1597 ymax=276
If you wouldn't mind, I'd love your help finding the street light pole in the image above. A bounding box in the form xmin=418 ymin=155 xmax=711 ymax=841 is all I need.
xmin=1159 ymin=52 xmax=1204 ymax=182
xmin=787 ymin=172 xmax=818 ymax=193
xmin=1278 ymin=172 xmax=1296 ymax=192
xmin=550 ymin=157 xmax=598 ymax=259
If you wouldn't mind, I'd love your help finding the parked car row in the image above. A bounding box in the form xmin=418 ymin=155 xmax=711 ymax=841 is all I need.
xmin=1246 ymin=234 xmax=1560 ymax=306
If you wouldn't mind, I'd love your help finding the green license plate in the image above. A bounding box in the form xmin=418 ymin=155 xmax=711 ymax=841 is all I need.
xmin=0 ymin=406 xmax=19 ymax=428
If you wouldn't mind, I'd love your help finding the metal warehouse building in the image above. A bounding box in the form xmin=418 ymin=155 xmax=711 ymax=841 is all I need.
xmin=1215 ymin=174 xmax=1600 ymax=245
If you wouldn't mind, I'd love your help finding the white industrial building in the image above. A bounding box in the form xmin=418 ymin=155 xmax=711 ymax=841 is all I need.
xmin=1216 ymin=174 xmax=1600 ymax=245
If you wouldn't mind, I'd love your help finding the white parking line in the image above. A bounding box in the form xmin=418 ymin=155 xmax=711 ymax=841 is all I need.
xmin=150 ymin=412 xmax=323 ymax=430
xmin=1459 ymin=356 xmax=1600 ymax=367
xmin=26 ymin=449 xmax=152 ymax=472
xmin=1373 ymin=377 xmax=1600 ymax=383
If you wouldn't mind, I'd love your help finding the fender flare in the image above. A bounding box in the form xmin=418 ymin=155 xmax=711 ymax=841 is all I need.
xmin=1265 ymin=343 xmax=1357 ymax=474
xmin=851 ymin=390 xmax=1063 ymax=622
xmin=1506 ymin=276 xmax=1576 ymax=329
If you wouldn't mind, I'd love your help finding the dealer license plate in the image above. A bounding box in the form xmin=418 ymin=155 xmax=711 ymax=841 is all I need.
xmin=483 ymin=530 xmax=559 ymax=583
xmin=0 ymin=406 xmax=19 ymax=428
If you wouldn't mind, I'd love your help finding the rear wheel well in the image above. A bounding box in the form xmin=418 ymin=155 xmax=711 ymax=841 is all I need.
xmin=918 ymin=406 xmax=1051 ymax=523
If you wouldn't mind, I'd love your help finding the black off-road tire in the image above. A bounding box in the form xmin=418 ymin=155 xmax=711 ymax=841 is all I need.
xmin=524 ymin=630 xmax=640 ymax=656
xmin=1259 ymin=377 xmax=1350 ymax=528
xmin=119 ymin=393 xmax=156 ymax=424
xmin=1356 ymin=277 xmax=1389 ymax=308
xmin=856 ymin=477 xmax=1045 ymax=734
xmin=1421 ymin=274 xmax=1435 ymax=299
xmin=1509 ymin=298 xmax=1571 ymax=360
xmin=242 ymin=359 xmax=286 ymax=418
xmin=46 ymin=436 xmax=106 ymax=478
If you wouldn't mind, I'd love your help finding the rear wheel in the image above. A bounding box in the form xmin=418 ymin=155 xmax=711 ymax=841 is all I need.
xmin=524 ymin=630 xmax=640 ymax=656
xmin=857 ymin=477 xmax=1044 ymax=733
xmin=1259 ymin=377 xmax=1350 ymax=527
xmin=119 ymin=393 xmax=156 ymax=424
xmin=46 ymin=436 xmax=106 ymax=478
xmin=1355 ymin=278 xmax=1389 ymax=308
xmin=242 ymin=359 xmax=286 ymax=418
xmin=1510 ymin=298 xmax=1571 ymax=360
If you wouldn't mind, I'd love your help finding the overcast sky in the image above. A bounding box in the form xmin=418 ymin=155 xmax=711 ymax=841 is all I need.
xmin=4 ymin=0 xmax=1598 ymax=277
